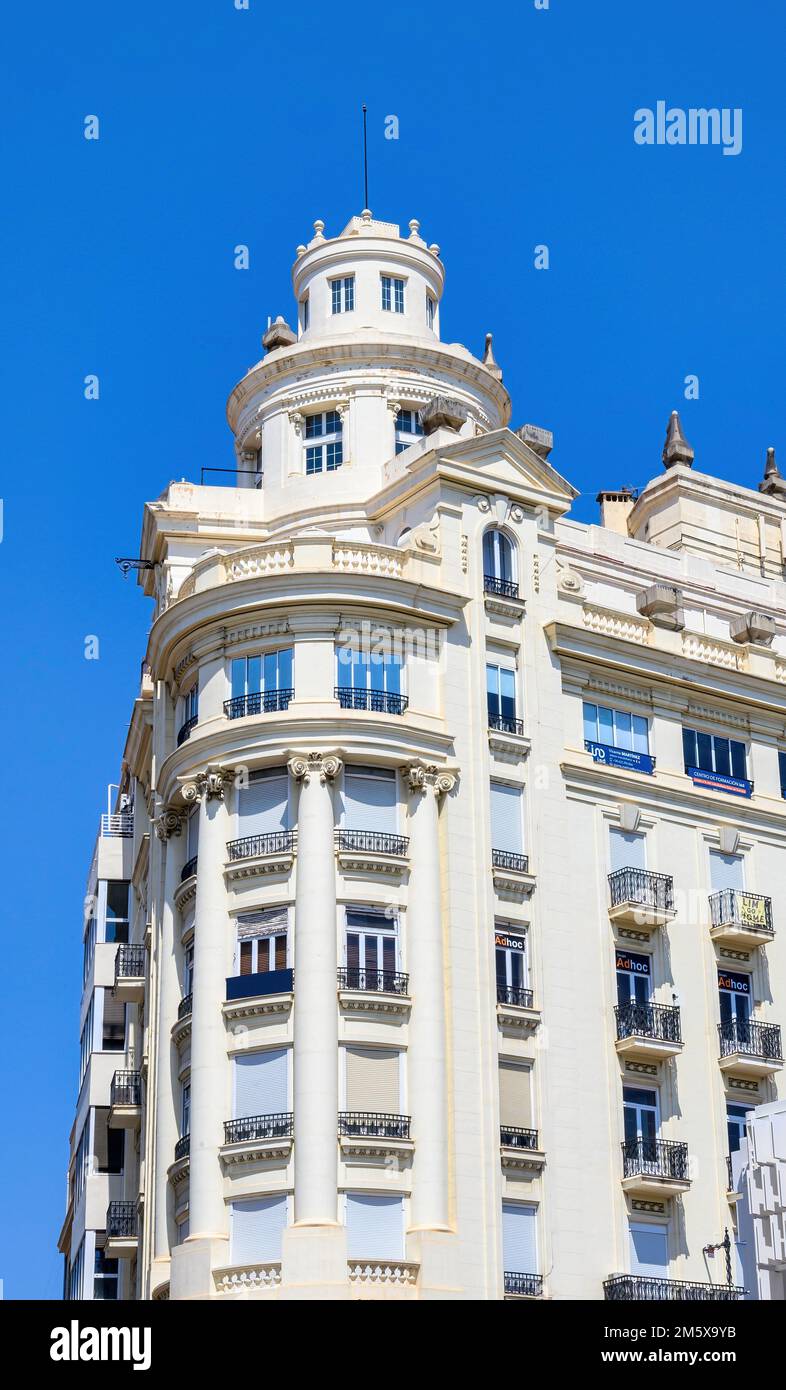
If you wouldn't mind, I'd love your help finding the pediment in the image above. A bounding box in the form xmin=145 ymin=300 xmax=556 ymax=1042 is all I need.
xmin=432 ymin=427 xmax=578 ymax=512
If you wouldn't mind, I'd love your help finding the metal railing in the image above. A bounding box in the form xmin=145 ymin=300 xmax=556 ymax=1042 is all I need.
xmin=181 ymin=855 xmax=198 ymax=882
xmin=177 ymin=715 xmax=198 ymax=747
xmin=621 ymin=1138 xmax=689 ymax=1182
xmin=492 ymin=849 xmax=529 ymax=874
xmin=335 ymin=686 xmax=409 ymax=715
xmin=337 ymin=967 xmax=410 ymax=995
xmin=726 ymin=1155 xmax=735 ymax=1191
xmin=496 ymin=983 xmax=534 ymax=1009
xmin=110 ymin=1070 xmax=141 ymax=1107
xmin=489 ymin=714 xmax=525 ymax=737
xmin=615 ymin=1001 xmax=682 ymax=1045
xmin=338 ymin=1112 xmax=411 ymax=1140
xmin=709 ymin=889 xmax=774 ymax=934
xmin=504 ymin=1272 xmax=543 ymax=1297
xmin=224 ymin=689 xmax=293 ymax=720
xmin=336 ymin=829 xmax=409 ymax=857
xmin=223 ymin=1113 xmax=294 ymax=1145
xmin=718 ymin=1018 xmax=783 ymax=1061
xmin=604 ymin=1275 xmax=744 ymax=1302
xmin=500 ymin=1125 xmax=540 ymax=1150
xmin=226 ymin=831 xmax=295 ymax=861
xmin=115 ymin=945 xmax=145 ymax=981
xmin=608 ymin=867 xmax=674 ymax=913
xmin=174 ymin=1134 xmax=190 ymax=1162
xmin=484 ymin=574 xmax=519 ymax=599
xmin=100 ymin=813 xmax=134 ymax=838
xmin=177 ymin=994 xmax=193 ymax=1021
xmin=107 ymin=1201 xmax=137 ymax=1239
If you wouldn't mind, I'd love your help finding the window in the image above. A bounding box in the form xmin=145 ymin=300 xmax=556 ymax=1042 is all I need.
xmin=616 ymin=949 xmax=651 ymax=1007
xmin=623 ymin=1086 xmax=658 ymax=1152
xmin=345 ymin=1194 xmax=404 ymax=1261
xmin=609 ymin=828 xmax=646 ymax=872
xmin=68 ymin=1238 xmax=85 ymax=1300
xmin=345 ymin=1047 xmax=400 ymax=1113
xmin=727 ymin=1103 xmax=749 ymax=1154
xmin=233 ymin=1049 xmax=288 ymax=1118
xmin=682 ymin=727 xmax=747 ymax=781
xmin=93 ymin=1244 xmax=119 ymax=1301
xmin=710 ymin=850 xmax=744 ymax=893
xmin=184 ymin=941 xmax=194 ymax=995
xmin=230 ymin=1196 xmax=287 ymax=1264
xmin=236 ymin=767 xmax=289 ymax=838
xmin=394 ymin=408 xmax=424 ymax=454
xmin=629 ymin=1222 xmax=668 ymax=1278
xmin=305 ymin=410 xmax=343 ymax=474
xmin=336 ymin=641 xmax=403 ymax=699
xmin=104 ymin=882 xmax=130 ymax=944
xmin=299 ymin=294 xmax=309 ymax=331
xmin=73 ymin=1120 xmax=90 ymax=1205
xmin=381 ymin=275 xmax=405 ymax=312
xmin=487 ymin=664 xmax=517 ymax=726
xmin=499 ymin=1063 xmax=533 ymax=1131
xmin=780 ymin=751 xmax=786 ymax=798
xmin=717 ymin=968 xmax=751 ymax=1029
xmin=94 ymin=1109 xmax=124 ymax=1174
xmin=495 ymin=924 xmax=528 ymax=1000
xmin=483 ymin=529 xmax=516 ymax=591
xmin=101 ymin=995 xmax=126 ymax=1051
xmin=79 ymin=997 xmax=95 ymax=1086
xmin=583 ymin=702 xmax=649 ymax=754
xmin=230 ymin=650 xmax=293 ymax=711
xmin=330 ymin=276 xmax=354 ymax=314
xmin=343 ymin=766 xmax=398 ymax=833
xmin=236 ymin=908 xmax=288 ymax=976
xmin=345 ymin=907 xmax=398 ymax=985
xmin=502 ymin=1203 xmax=537 ymax=1276
xmin=83 ymin=902 xmax=97 ymax=985
xmin=181 ymin=1082 xmax=191 ymax=1138
xmin=426 ymin=294 xmax=436 ymax=329
xmin=185 ymin=805 xmax=198 ymax=864
xmin=490 ymin=781 xmax=524 ymax=856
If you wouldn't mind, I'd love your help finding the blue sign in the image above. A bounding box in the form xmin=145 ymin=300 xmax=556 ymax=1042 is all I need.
xmin=686 ymin=766 xmax=753 ymax=798
xmin=585 ymin=740 xmax=655 ymax=775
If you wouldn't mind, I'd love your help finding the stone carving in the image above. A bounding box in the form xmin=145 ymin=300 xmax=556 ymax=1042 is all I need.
xmin=402 ymin=762 xmax=457 ymax=796
xmin=288 ymin=753 xmax=343 ymax=785
xmin=182 ymin=768 xmax=235 ymax=803
xmin=556 ymin=562 xmax=585 ymax=598
xmin=155 ymin=810 xmax=183 ymax=841
xmin=473 ymin=494 xmax=492 ymax=514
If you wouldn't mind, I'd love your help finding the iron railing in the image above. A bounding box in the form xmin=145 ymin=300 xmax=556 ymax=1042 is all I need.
xmin=496 ymin=983 xmax=534 ymax=1009
xmin=335 ymin=830 xmax=409 ymax=857
xmin=181 ymin=855 xmax=198 ymax=882
xmin=335 ymin=686 xmax=409 ymax=715
xmin=622 ymin=1137 xmax=689 ymax=1182
xmin=226 ymin=831 xmax=295 ymax=861
xmin=100 ymin=813 xmax=134 ymax=838
xmin=484 ymin=574 xmax=519 ymax=599
xmin=115 ymin=945 xmax=145 ymax=981
xmin=500 ymin=1125 xmax=540 ymax=1150
xmin=337 ymin=967 xmax=410 ymax=995
xmin=718 ymin=1018 xmax=783 ymax=1061
xmin=608 ymin=867 xmax=674 ymax=913
xmin=492 ymin=849 xmax=529 ymax=874
xmin=489 ymin=714 xmax=525 ymax=736
xmin=604 ymin=1275 xmax=744 ymax=1302
xmin=504 ymin=1272 xmax=543 ymax=1297
xmin=615 ymin=1001 xmax=682 ymax=1045
xmin=176 ymin=714 xmax=198 ymax=747
xmin=709 ymin=889 xmax=773 ymax=935
xmin=174 ymin=1134 xmax=190 ymax=1162
xmin=726 ymin=1155 xmax=735 ymax=1191
xmin=107 ymin=1201 xmax=137 ymax=1239
xmin=338 ymin=1112 xmax=411 ymax=1140
xmin=224 ymin=689 xmax=293 ymax=720
xmin=223 ymin=1113 xmax=294 ymax=1145
xmin=177 ymin=994 xmax=193 ymax=1021
xmin=110 ymin=1070 xmax=141 ymax=1107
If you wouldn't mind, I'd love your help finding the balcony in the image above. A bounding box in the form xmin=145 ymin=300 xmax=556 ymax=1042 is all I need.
xmin=484 ymin=574 xmax=519 ymax=600
xmin=717 ymin=1019 xmax=783 ymax=1079
xmin=100 ymin=812 xmax=133 ymax=838
xmin=500 ymin=1126 xmax=546 ymax=1172
xmin=224 ymin=689 xmax=293 ymax=720
xmin=604 ymin=1275 xmax=744 ymax=1302
xmin=224 ymin=968 xmax=294 ymax=1022
xmin=496 ymin=983 xmax=541 ymax=1033
xmin=221 ymin=1112 xmax=294 ymax=1166
xmin=113 ymin=944 xmax=145 ymax=1004
xmin=608 ymin=867 xmax=675 ymax=932
xmin=489 ymin=714 xmax=525 ymax=737
xmin=174 ymin=1134 xmax=190 ymax=1162
xmin=709 ymin=889 xmax=774 ymax=950
xmin=620 ymin=1138 xmax=691 ymax=1198
xmin=176 ymin=714 xmax=197 ymax=747
xmin=492 ymin=849 xmax=535 ymax=901
xmin=172 ymin=993 xmax=193 ymax=1046
xmin=337 ymin=967 xmax=410 ymax=1016
xmin=504 ymin=1272 xmax=543 ymax=1299
xmin=108 ymin=1070 xmax=142 ymax=1129
xmin=614 ymin=1001 xmax=683 ymax=1062
xmin=177 ymin=993 xmax=193 ymax=1021
xmin=225 ymin=831 xmax=295 ymax=882
xmin=338 ymin=1111 xmax=413 ymax=1159
xmin=181 ymin=854 xmax=198 ymax=884
xmin=335 ymin=829 xmax=409 ymax=877
xmin=105 ymin=1201 xmax=138 ymax=1259
xmin=169 ymin=1134 xmax=190 ymax=1189
xmin=335 ymin=686 xmax=408 ymax=715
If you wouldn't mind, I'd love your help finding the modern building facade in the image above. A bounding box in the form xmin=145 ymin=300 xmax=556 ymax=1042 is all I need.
xmin=59 ymin=209 xmax=786 ymax=1301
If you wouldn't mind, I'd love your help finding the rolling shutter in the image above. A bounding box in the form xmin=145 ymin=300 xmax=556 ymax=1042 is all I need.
xmin=502 ymin=1203 xmax=537 ymax=1275
xmin=344 ymin=767 xmax=397 ymax=834
xmin=345 ymin=1048 xmax=400 ymax=1113
xmin=233 ymin=1049 xmax=288 ymax=1118
xmin=499 ymin=1063 xmax=532 ymax=1129
xmin=629 ymin=1223 xmax=669 ymax=1277
xmin=237 ymin=768 xmax=288 ymax=836
xmin=490 ymin=782 xmax=523 ymax=853
xmin=609 ymin=828 xmax=646 ymax=873
xmin=346 ymin=1194 xmax=404 ymax=1261
xmin=710 ymin=851 xmax=744 ymax=892
xmin=230 ymin=1196 xmax=287 ymax=1264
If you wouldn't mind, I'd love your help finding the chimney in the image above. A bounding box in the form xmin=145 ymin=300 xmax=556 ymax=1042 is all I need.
xmin=597 ymin=488 xmax=636 ymax=536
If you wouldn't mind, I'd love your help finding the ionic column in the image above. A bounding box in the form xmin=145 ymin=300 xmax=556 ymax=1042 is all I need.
xmin=288 ymin=753 xmax=342 ymax=1224
xmin=152 ymin=810 xmax=185 ymax=1263
xmin=403 ymin=762 xmax=457 ymax=1231
xmin=182 ymin=767 xmax=234 ymax=1241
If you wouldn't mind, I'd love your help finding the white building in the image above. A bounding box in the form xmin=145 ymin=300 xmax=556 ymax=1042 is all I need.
xmin=59 ymin=210 xmax=786 ymax=1301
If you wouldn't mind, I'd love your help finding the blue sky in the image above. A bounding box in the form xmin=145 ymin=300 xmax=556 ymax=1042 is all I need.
xmin=0 ymin=0 xmax=783 ymax=1297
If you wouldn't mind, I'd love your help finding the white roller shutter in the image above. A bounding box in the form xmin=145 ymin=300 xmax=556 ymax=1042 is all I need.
xmin=345 ymin=1048 xmax=400 ymax=1113
xmin=346 ymin=1194 xmax=404 ymax=1261
xmin=230 ymin=1196 xmax=287 ymax=1264
xmin=237 ymin=769 xmax=288 ymax=836
xmin=233 ymin=1050 xmax=288 ymax=1118
xmin=502 ymin=1203 xmax=537 ymax=1274
xmin=499 ymin=1063 xmax=532 ymax=1129
xmin=630 ymin=1222 xmax=669 ymax=1277
xmin=490 ymin=782 xmax=523 ymax=854
xmin=609 ymin=829 xmax=646 ymax=873
xmin=710 ymin=851 xmax=745 ymax=892
xmin=343 ymin=767 xmax=397 ymax=833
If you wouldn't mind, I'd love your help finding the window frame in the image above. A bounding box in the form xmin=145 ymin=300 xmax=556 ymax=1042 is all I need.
xmin=583 ymin=701 xmax=649 ymax=755
xmin=495 ymin=923 xmax=528 ymax=994
xmin=304 ymin=409 xmax=344 ymax=474
xmin=483 ymin=528 xmax=516 ymax=585
xmin=486 ymin=662 xmax=518 ymax=723
xmin=330 ymin=276 xmax=354 ymax=314
xmin=426 ymin=293 xmax=436 ymax=329
xmin=381 ymin=274 xmax=406 ymax=313
xmin=344 ymin=906 xmax=400 ymax=977
xmin=682 ymin=726 xmax=748 ymax=781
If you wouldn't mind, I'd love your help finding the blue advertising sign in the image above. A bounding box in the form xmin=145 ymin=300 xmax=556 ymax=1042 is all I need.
xmin=585 ymin=741 xmax=655 ymax=775
xmin=686 ymin=766 xmax=753 ymax=798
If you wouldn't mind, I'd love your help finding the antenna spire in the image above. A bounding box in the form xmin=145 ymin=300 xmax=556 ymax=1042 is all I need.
xmin=361 ymin=104 xmax=369 ymax=210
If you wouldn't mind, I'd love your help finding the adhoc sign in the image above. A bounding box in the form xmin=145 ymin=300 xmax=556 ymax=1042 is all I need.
xmin=585 ymin=741 xmax=655 ymax=775
xmin=616 ymin=950 xmax=651 ymax=977
xmin=495 ymin=929 xmax=526 ymax=953
xmin=717 ymin=969 xmax=750 ymax=996
xmin=686 ymin=765 xmax=753 ymax=798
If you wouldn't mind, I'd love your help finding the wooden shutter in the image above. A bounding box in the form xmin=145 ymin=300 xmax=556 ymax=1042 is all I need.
xmin=499 ymin=1063 xmax=532 ymax=1128
xmin=502 ymin=1203 xmax=537 ymax=1274
xmin=343 ymin=767 xmax=397 ymax=833
xmin=233 ymin=1049 xmax=288 ymax=1118
xmin=237 ymin=769 xmax=288 ymax=836
xmin=490 ymin=782 xmax=523 ymax=853
xmin=345 ymin=1047 xmax=399 ymax=1113
xmin=230 ymin=1196 xmax=287 ymax=1264
xmin=345 ymin=1195 xmax=404 ymax=1261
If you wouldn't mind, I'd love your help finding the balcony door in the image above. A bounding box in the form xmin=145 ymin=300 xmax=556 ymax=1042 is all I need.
xmin=718 ymin=969 xmax=751 ymax=1040
xmin=616 ymin=950 xmax=651 ymax=1007
xmin=345 ymin=908 xmax=397 ymax=986
xmin=623 ymin=1085 xmax=658 ymax=1162
xmin=495 ymin=926 xmax=528 ymax=999
xmin=727 ymin=1103 xmax=749 ymax=1154
xmin=629 ymin=1222 xmax=669 ymax=1279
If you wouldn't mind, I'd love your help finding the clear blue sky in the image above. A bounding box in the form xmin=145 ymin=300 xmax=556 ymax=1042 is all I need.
xmin=0 ymin=0 xmax=782 ymax=1298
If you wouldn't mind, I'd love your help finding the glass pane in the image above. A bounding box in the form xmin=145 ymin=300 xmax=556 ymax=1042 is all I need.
xmin=384 ymin=655 xmax=401 ymax=696
xmin=274 ymin=935 xmax=287 ymax=971
xmin=263 ymin=651 xmax=277 ymax=693
xmin=714 ymin=737 xmax=731 ymax=776
xmin=615 ymin=711 xmax=632 ymax=751
xmin=486 ymin=666 xmax=499 ymax=719
xmin=352 ymin=650 xmax=369 ymax=691
xmin=239 ymin=941 xmax=253 ymax=976
xmin=382 ymin=937 xmax=396 ymax=974
xmin=495 ymin=948 xmax=507 ymax=989
xmin=106 ymin=882 xmax=129 ymax=920
xmin=483 ymin=531 xmax=495 ymax=576
xmin=365 ymin=936 xmax=378 ymax=975
xmin=632 ymin=716 xmax=649 ymax=753
xmin=500 ymin=670 xmax=516 ymax=719
xmin=731 ymin=740 xmax=747 ymax=780
xmin=498 ymin=534 xmax=512 ymax=583
xmin=346 ymin=934 xmax=360 ymax=971
xmin=583 ymin=703 xmax=597 ymax=742
xmin=510 ymin=951 xmax=524 ymax=990
xmin=682 ymin=727 xmax=697 ymax=769
xmin=369 ymin=650 xmax=385 ymax=691
xmin=598 ymin=706 xmax=614 ymax=745
xmin=231 ymin=658 xmax=246 ymax=700
xmin=337 ymin=644 xmax=353 ymax=687
xmin=247 ymin=657 xmax=262 ymax=696
xmin=278 ymin=647 xmax=293 ymax=691
xmin=696 ymin=731 xmax=713 ymax=772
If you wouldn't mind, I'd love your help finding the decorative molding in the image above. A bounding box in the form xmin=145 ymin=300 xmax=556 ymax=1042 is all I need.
xmin=155 ymin=809 xmax=184 ymax=841
xmin=625 ymin=1062 xmax=658 ymax=1076
xmin=683 ymin=632 xmax=748 ymax=673
xmin=582 ymin=603 xmax=650 ymax=645
xmin=473 ymin=493 xmax=492 ymax=514
xmin=402 ymin=762 xmax=457 ymax=796
xmin=225 ymin=620 xmax=291 ymax=647
xmin=686 ymin=702 xmax=749 ymax=732
xmin=556 ymin=562 xmax=585 ymax=600
xmin=631 ymin=1200 xmax=665 ymax=1215
xmin=182 ymin=767 xmax=235 ymax=803
xmin=214 ymin=1263 xmax=282 ymax=1294
xmin=332 ymin=540 xmax=404 ymax=579
xmin=718 ymin=948 xmax=751 ymax=963
xmin=288 ymin=753 xmax=343 ymax=784
xmin=223 ymin=544 xmax=294 ymax=583
xmin=500 ymin=1145 xmax=546 ymax=1172
xmin=347 ymin=1261 xmax=419 ymax=1286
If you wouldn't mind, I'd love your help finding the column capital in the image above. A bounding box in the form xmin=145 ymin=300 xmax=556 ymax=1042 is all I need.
xmin=401 ymin=762 xmax=458 ymax=797
xmin=288 ymin=752 xmax=343 ymax=785
xmin=182 ymin=766 xmax=235 ymax=804
xmin=154 ymin=808 xmax=184 ymax=840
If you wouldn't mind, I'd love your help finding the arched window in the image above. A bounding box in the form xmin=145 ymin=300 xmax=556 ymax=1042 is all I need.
xmin=483 ymin=529 xmax=518 ymax=598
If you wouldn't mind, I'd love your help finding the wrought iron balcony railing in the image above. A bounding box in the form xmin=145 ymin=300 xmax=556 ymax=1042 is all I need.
xmin=718 ymin=1018 xmax=783 ymax=1061
xmin=174 ymin=1134 xmax=190 ymax=1162
xmin=226 ymin=831 xmax=295 ymax=861
xmin=615 ymin=1001 xmax=682 ymax=1045
xmin=176 ymin=715 xmax=198 ymax=747
xmin=500 ymin=1125 xmax=540 ymax=1150
xmin=338 ymin=1112 xmax=411 ymax=1140
xmin=488 ymin=714 xmax=525 ymax=737
xmin=107 ymin=1201 xmax=137 ymax=1239
xmin=504 ymin=1272 xmax=543 ymax=1297
xmin=496 ymin=983 xmax=534 ymax=1009
xmin=224 ymin=689 xmax=293 ymax=720
xmin=110 ymin=1070 xmax=142 ymax=1107
xmin=621 ymin=1137 xmax=689 ymax=1182
xmin=337 ymin=967 xmax=410 ymax=995
xmin=492 ymin=849 xmax=529 ymax=874
xmin=335 ymin=686 xmax=409 ymax=715
xmin=115 ymin=945 xmax=145 ymax=981
xmin=223 ymin=1113 xmax=294 ymax=1146
xmin=608 ymin=867 xmax=674 ymax=912
xmin=177 ymin=993 xmax=193 ymax=1021
xmin=709 ymin=889 xmax=774 ymax=934
xmin=181 ymin=855 xmax=198 ymax=883
xmin=484 ymin=574 xmax=519 ymax=599
xmin=335 ymin=829 xmax=409 ymax=857
xmin=726 ymin=1155 xmax=735 ymax=1191
xmin=604 ymin=1274 xmax=744 ymax=1302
